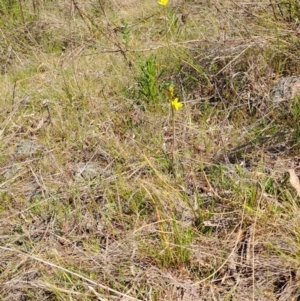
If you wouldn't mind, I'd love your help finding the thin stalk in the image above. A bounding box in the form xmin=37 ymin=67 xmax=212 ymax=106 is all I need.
xmin=171 ymin=104 xmax=177 ymax=178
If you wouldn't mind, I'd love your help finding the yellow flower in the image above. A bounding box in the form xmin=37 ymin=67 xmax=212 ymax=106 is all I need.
xmin=158 ymin=0 xmax=169 ymax=6
xmin=171 ymin=98 xmax=183 ymax=111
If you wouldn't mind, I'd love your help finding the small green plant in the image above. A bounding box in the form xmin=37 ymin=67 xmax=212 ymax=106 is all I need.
xmin=120 ymin=19 xmax=131 ymax=48
xmin=0 ymin=0 xmax=31 ymax=25
xmin=291 ymin=97 xmax=300 ymax=122
xmin=289 ymin=97 xmax=300 ymax=145
xmin=161 ymin=231 xmax=192 ymax=267
xmin=151 ymin=220 xmax=193 ymax=268
xmin=271 ymin=0 xmax=300 ymax=21
xmin=294 ymin=127 xmax=300 ymax=144
xmin=0 ymin=0 xmax=19 ymax=16
xmin=136 ymin=55 xmax=164 ymax=103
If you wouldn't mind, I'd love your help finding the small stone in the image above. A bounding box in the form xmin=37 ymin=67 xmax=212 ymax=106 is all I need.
xmin=16 ymin=139 xmax=43 ymax=158
xmin=3 ymin=163 xmax=22 ymax=179
xmin=75 ymin=162 xmax=101 ymax=180
xmin=271 ymin=76 xmax=300 ymax=103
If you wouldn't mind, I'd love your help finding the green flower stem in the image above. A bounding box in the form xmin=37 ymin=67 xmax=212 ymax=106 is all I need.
xmin=171 ymin=104 xmax=177 ymax=178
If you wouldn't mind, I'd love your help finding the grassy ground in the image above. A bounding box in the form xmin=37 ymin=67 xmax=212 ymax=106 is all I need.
xmin=0 ymin=0 xmax=300 ymax=300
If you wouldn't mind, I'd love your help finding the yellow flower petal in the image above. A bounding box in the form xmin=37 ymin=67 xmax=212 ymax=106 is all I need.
xmin=171 ymin=98 xmax=183 ymax=111
xmin=158 ymin=0 xmax=169 ymax=6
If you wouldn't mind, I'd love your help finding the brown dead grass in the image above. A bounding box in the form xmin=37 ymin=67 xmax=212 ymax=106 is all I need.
xmin=0 ymin=0 xmax=300 ymax=300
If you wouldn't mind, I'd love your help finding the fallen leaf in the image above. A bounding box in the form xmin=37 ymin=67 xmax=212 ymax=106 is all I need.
xmin=288 ymin=169 xmax=300 ymax=197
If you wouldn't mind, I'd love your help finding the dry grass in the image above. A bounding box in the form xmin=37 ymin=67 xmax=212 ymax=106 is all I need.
xmin=0 ymin=0 xmax=300 ymax=300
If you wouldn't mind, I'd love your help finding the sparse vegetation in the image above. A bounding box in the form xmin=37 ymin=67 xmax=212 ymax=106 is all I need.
xmin=1 ymin=0 xmax=300 ymax=300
